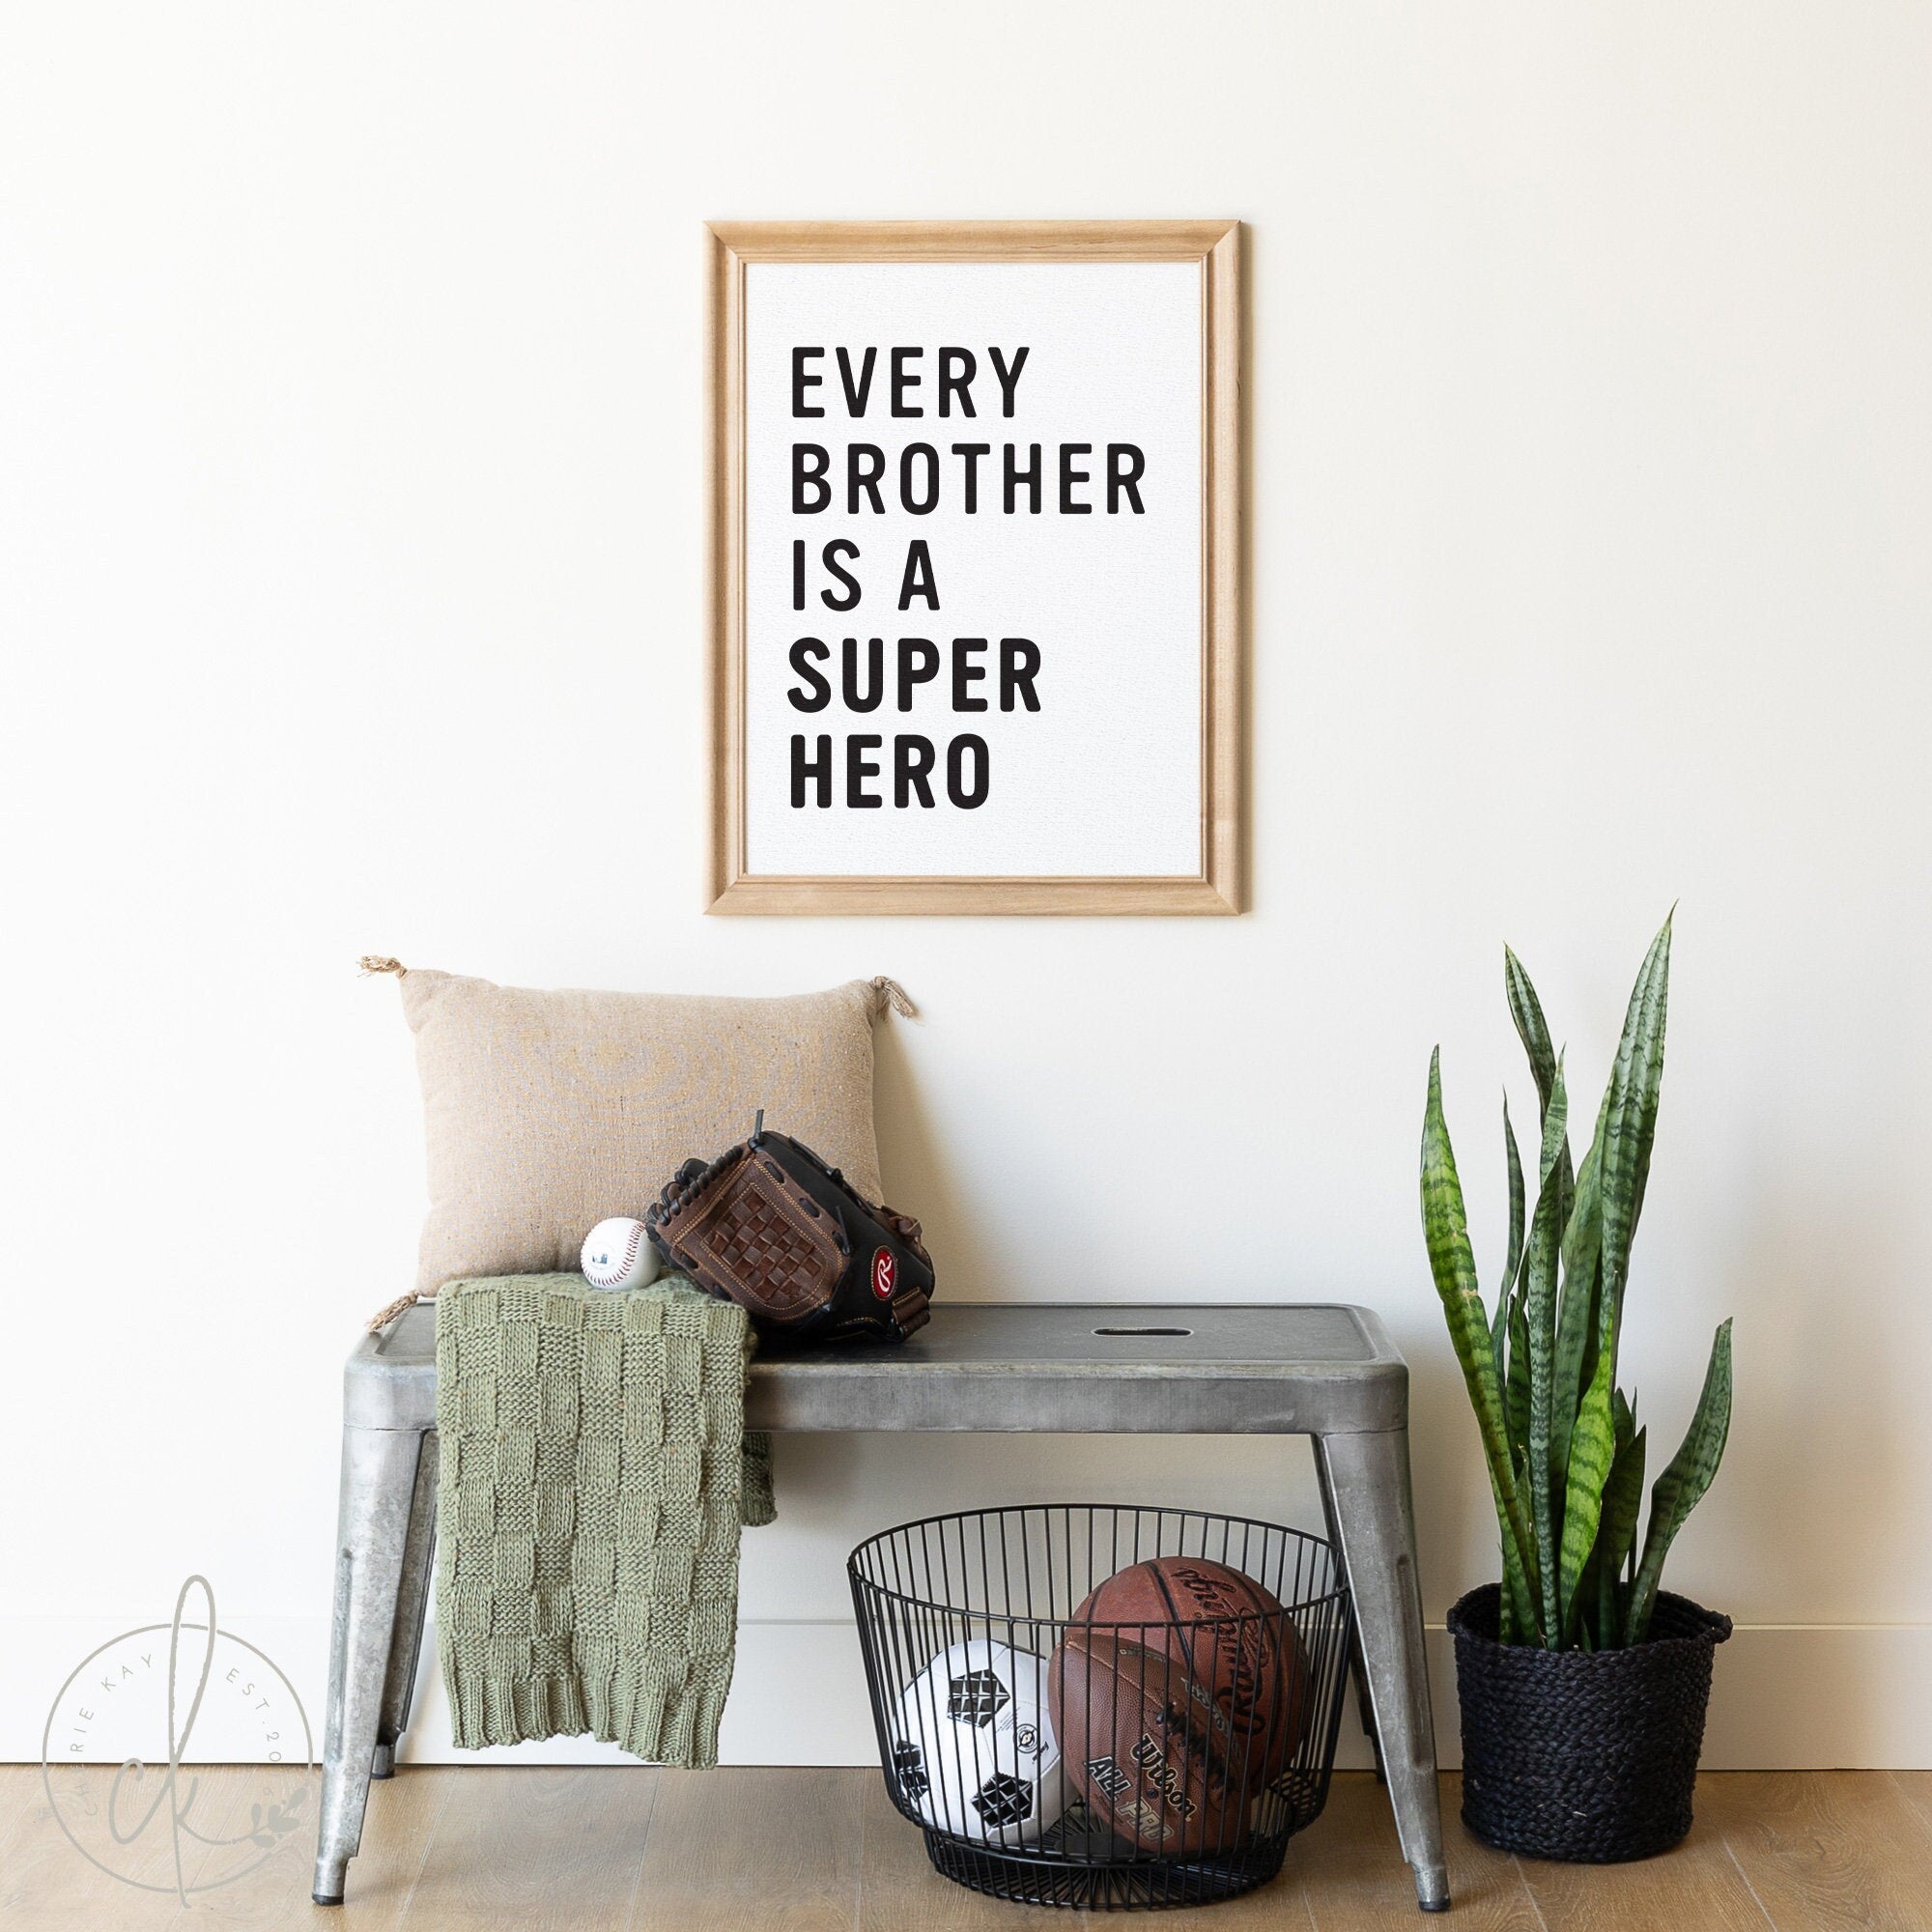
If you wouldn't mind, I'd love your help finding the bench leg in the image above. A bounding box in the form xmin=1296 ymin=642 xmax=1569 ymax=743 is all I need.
xmin=313 ymin=1422 xmax=429 ymax=1906
xmin=1314 ymin=1446 xmax=1387 ymax=1784
xmin=1317 ymin=1429 xmax=1449 ymax=1913
xmin=373 ymin=1433 xmax=439 ymax=1779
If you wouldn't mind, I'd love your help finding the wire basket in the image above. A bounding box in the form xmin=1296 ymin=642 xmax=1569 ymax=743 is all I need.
xmin=848 ymin=1504 xmax=1352 ymax=1910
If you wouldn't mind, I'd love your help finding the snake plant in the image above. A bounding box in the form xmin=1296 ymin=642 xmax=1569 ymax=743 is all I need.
xmin=1421 ymin=913 xmax=1733 ymax=1650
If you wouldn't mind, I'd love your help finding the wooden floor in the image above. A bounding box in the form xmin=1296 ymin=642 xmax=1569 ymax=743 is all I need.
xmin=4 ymin=1766 xmax=1931 ymax=1931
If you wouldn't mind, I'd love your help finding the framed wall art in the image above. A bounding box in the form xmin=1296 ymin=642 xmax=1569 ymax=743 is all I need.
xmin=707 ymin=220 xmax=1242 ymax=915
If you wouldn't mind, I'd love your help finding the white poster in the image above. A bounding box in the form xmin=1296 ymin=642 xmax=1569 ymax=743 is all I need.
xmin=711 ymin=226 xmax=1241 ymax=914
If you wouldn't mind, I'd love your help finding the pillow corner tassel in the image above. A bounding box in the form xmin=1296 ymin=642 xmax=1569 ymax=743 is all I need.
xmin=869 ymin=975 xmax=916 ymax=1019
xmin=364 ymin=1291 xmax=420 ymax=1333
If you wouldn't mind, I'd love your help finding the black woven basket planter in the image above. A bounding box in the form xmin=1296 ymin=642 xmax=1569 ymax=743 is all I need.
xmin=1447 ymin=1583 xmax=1732 ymax=1863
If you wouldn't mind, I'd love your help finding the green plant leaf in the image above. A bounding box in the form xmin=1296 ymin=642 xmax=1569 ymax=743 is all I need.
xmin=1557 ymin=1346 xmax=1617 ymax=1641
xmin=1575 ymin=1536 xmax=1604 ymax=1650
xmin=1422 ymin=1048 xmax=1540 ymax=1634
xmin=1549 ymin=1118 xmax=1605 ymax=1483
xmin=1621 ymin=1398 xmax=1641 ymax=1591
xmin=1506 ymin=1442 xmax=1537 ymax=1642
xmin=1612 ymin=1388 xmax=1635 ymax=1453
xmin=1506 ymin=1299 xmax=1530 ymax=1460
xmin=1505 ymin=945 xmax=1575 ymax=1247
xmin=1502 ymin=1095 xmax=1526 ymax=1307
xmin=1491 ymin=1097 xmax=1524 ymax=1388
xmin=1504 ymin=945 xmax=1558 ymax=1123
xmin=1594 ymin=1422 xmax=1647 ymax=1646
xmin=1596 ymin=915 xmax=1674 ymax=1377
xmin=1524 ymin=1056 xmax=1569 ymax=1645
xmin=1628 ymin=1319 xmax=1734 ymax=1642
xmin=1498 ymin=1529 xmax=1526 ymax=1646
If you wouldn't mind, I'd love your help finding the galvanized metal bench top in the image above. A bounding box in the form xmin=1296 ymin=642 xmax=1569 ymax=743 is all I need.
xmin=353 ymin=1298 xmax=1406 ymax=1435
xmin=319 ymin=1296 xmax=1447 ymax=1912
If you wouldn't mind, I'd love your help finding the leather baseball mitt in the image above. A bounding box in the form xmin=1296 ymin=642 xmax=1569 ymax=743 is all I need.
xmin=645 ymin=1114 xmax=933 ymax=1345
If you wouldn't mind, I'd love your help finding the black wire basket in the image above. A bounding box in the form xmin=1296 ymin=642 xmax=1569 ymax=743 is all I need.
xmin=848 ymin=1504 xmax=1353 ymax=1910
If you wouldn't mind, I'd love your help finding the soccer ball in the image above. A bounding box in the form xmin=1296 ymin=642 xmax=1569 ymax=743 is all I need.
xmin=889 ymin=1638 xmax=1069 ymax=1846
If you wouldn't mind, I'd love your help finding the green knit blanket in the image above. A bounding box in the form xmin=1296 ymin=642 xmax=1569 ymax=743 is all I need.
xmin=435 ymin=1273 xmax=774 ymax=1767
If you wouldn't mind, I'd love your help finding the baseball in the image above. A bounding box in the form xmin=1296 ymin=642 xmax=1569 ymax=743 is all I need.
xmin=581 ymin=1216 xmax=661 ymax=1292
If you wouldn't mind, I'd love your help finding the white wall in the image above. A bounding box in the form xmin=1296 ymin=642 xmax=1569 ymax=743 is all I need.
xmin=3 ymin=1 xmax=1927 ymax=1767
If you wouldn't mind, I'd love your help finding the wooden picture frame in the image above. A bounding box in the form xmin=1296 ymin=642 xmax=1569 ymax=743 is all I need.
xmin=706 ymin=220 xmax=1243 ymax=915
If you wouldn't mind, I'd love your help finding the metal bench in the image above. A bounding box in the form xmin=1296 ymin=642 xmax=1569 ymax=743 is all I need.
xmin=315 ymin=1299 xmax=1449 ymax=1911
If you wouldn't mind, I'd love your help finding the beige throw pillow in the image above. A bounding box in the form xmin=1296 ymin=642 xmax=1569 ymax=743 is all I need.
xmin=378 ymin=963 xmax=901 ymax=1293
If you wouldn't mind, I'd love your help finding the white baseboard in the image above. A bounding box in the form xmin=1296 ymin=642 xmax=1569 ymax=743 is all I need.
xmin=7 ymin=1615 xmax=1927 ymax=1770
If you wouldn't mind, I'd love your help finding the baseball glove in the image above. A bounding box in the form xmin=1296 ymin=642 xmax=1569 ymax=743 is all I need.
xmin=644 ymin=1113 xmax=933 ymax=1345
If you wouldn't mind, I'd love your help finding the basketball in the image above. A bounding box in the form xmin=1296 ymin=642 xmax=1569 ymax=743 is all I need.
xmin=1046 ymin=1627 xmax=1245 ymax=1856
xmin=1067 ymin=1556 xmax=1312 ymax=1806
